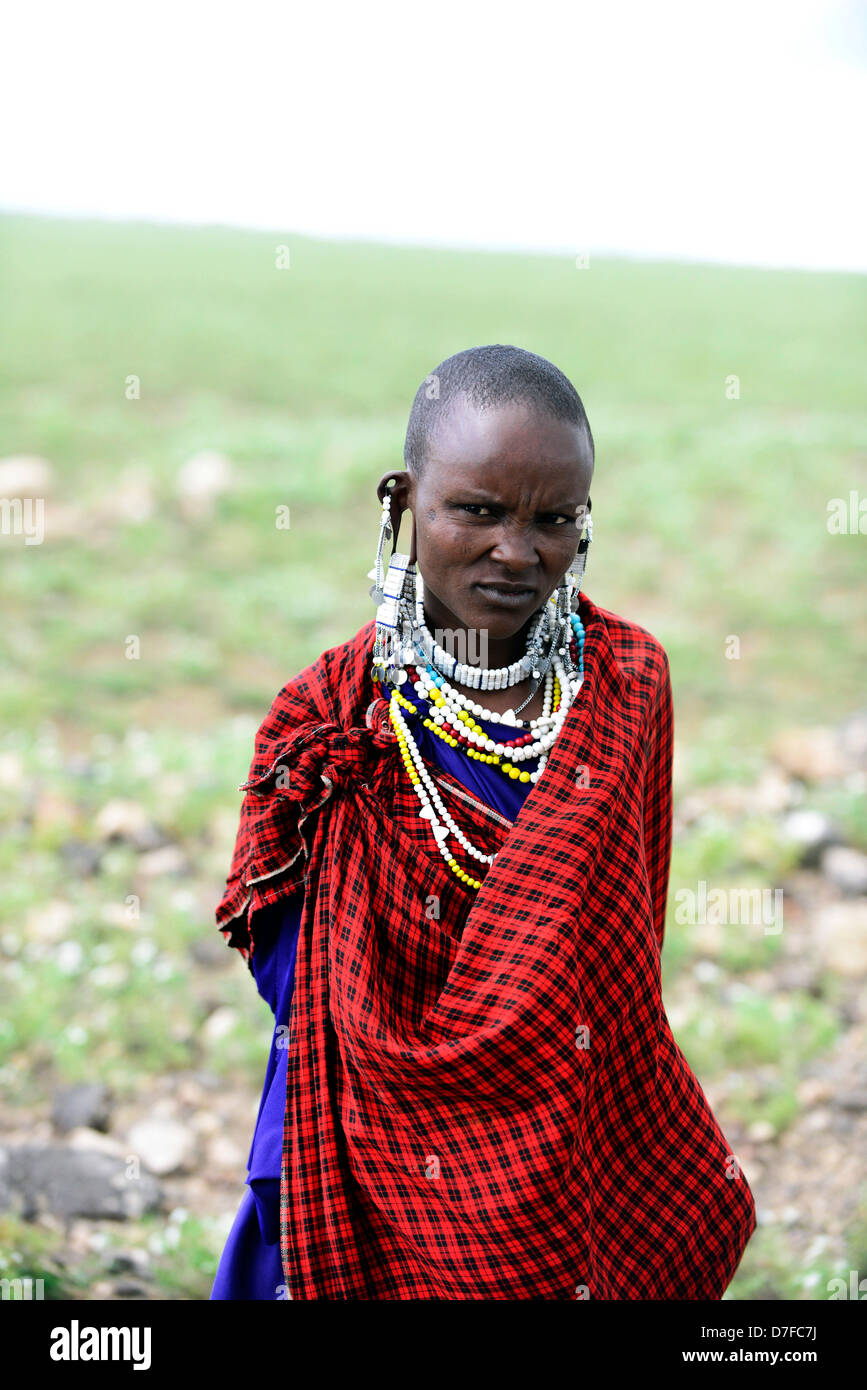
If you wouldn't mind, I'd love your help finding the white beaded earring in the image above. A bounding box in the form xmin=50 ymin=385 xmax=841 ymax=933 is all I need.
xmin=571 ymin=500 xmax=593 ymax=598
xmin=369 ymin=486 xmax=415 ymax=684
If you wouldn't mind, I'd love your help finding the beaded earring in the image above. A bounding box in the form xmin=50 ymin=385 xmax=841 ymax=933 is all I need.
xmin=570 ymin=499 xmax=593 ymax=601
xmin=369 ymin=486 xmax=416 ymax=686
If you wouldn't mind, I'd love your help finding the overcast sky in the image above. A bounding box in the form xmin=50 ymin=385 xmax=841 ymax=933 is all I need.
xmin=3 ymin=0 xmax=865 ymax=270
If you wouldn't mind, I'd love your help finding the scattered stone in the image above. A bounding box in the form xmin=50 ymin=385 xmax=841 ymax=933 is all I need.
xmin=747 ymin=1120 xmax=777 ymax=1143
xmin=836 ymin=1089 xmax=867 ymax=1111
xmin=796 ymin=1078 xmax=833 ymax=1106
xmin=771 ymin=727 xmax=849 ymax=781
xmin=837 ymin=711 xmax=867 ymax=770
xmin=188 ymin=937 xmax=233 ymax=971
xmin=0 ymin=751 xmax=25 ymax=789
xmin=126 ymin=1119 xmax=196 ymax=1176
xmin=752 ymin=767 xmax=800 ymax=814
xmin=64 ymin=754 xmax=97 ymax=779
xmin=177 ymin=450 xmax=233 ymax=521
xmin=190 ymin=1111 xmax=220 ymax=1135
xmin=0 ymin=1145 xmax=162 ymax=1220
xmin=779 ymin=809 xmax=841 ymax=867
xmin=65 ymin=1129 xmax=126 ymax=1157
xmin=136 ymin=845 xmax=188 ymax=878
xmin=33 ymin=792 xmax=80 ymax=835
xmin=201 ymin=1006 xmax=238 ymax=1045
xmin=59 ymin=840 xmax=103 ymax=878
xmin=28 ymin=899 xmax=77 ymax=944
xmin=108 ymin=471 xmax=155 ymax=525
xmin=113 ymin=1280 xmax=151 ymax=1298
xmin=106 ymin=1250 xmax=152 ymax=1277
xmin=0 ymin=454 xmax=54 ymax=494
xmin=52 ymin=1083 xmax=112 ymax=1134
xmin=820 ymin=845 xmax=867 ymax=897
xmin=207 ymin=1135 xmax=245 ymax=1172
xmin=95 ymin=799 xmax=165 ymax=852
xmin=813 ymin=901 xmax=867 ymax=978
xmin=802 ymin=1108 xmax=833 ymax=1131
xmin=99 ymin=902 xmax=141 ymax=930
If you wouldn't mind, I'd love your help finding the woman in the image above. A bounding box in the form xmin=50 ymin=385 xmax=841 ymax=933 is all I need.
xmin=210 ymin=344 xmax=756 ymax=1300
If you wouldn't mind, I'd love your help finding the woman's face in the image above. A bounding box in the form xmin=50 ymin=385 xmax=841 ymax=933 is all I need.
xmin=403 ymin=400 xmax=593 ymax=645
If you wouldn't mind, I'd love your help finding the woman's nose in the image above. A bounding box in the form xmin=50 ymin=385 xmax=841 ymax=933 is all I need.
xmin=487 ymin=524 xmax=540 ymax=571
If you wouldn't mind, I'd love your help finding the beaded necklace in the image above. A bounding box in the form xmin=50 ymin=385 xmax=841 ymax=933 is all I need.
xmin=375 ymin=610 xmax=586 ymax=891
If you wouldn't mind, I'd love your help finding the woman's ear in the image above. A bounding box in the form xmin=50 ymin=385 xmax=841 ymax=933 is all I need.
xmin=376 ymin=471 xmax=414 ymax=558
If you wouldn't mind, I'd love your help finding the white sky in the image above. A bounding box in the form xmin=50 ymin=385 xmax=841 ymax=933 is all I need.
xmin=2 ymin=0 xmax=865 ymax=270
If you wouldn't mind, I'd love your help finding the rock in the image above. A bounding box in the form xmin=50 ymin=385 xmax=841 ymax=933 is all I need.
xmin=28 ymin=899 xmax=77 ymax=944
xmin=752 ymin=767 xmax=800 ymax=814
xmin=176 ymin=451 xmax=233 ymax=521
xmin=0 ymin=455 xmax=54 ymax=495
xmin=780 ymin=809 xmax=841 ymax=867
xmin=94 ymin=799 xmax=164 ymax=852
xmin=796 ymin=1078 xmax=833 ymax=1106
xmin=190 ymin=1111 xmax=220 ymax=1135
xmin=771 ymin=727 xmax=849 ymax=781
xmin=54 ymin=940 xmax=84 ymax=974
xmin=99 ymin=902 xmax=141 ymax=930
xmin=836 ymin=1089 xmax=867 ymax=1111
xmin=747 ymin=1120 xmax=777 ymax=1143
xmin=59 ymin=840 xmax=103 ymax=878
xmin=108 ymin=471 xmax=155 ymax=525
xmin=0 ymin=1145 xmax=162 ymax=1220
xmin=814 ymin=902 xmax=867 ymax=978
xmin=136 ymin=845 xmax=187 ymax=878
xmin=207 ymin=1135 xmax=245 ymax=1172
xmin=802 ymin=1107 xmax=833 ymax=1131
xmin=126 ymin=1119 xmax=196 ymax=1176
xmin=33 ymin=792 xmax=80 ymax=835
xmin=66 ymin=1128 xmax=126 ymax=1156
xmin=64 ymin=754 xmax=97 ymax=779
xmin=201 ymin=1006 xmax=238 ymax=1045
xmin=113 ymin=1281 xmax=151 ymax=1298
xmin=0 ymin=751 xmax=25 ymax=789
xmin=52 ymin=1083 xmax=112 ymax=1134
xmin=837 ymin=711 xmax=867 ymax=770
xmin=821 ymin=845 xmax=867 ymax=897
xmin=106 ymin=1250 xmax=152 ymax=1278
xmin=188 ymin=937 xmax=232 ymax=971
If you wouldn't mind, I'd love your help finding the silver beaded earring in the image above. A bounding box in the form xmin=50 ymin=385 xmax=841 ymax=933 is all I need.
xmin=368 ymin=486 xmax=415 ymax=685
xmin=570 ymin=498 xmax=593 ymax=601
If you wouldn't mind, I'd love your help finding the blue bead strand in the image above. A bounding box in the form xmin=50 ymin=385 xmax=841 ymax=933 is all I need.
xmin=570 ymin=613 xmax=585 ymax=678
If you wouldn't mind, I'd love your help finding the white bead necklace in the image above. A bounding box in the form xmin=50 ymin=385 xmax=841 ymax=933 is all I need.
xmin=413 ymin=567 xmax=552 ymax=689
xmin=413 ymin=664 xmax=580 ymax=764
xmin=388 ymin=649 xmax=584 ymax=882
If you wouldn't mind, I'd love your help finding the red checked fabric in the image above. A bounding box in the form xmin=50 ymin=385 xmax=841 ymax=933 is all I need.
xmin=216 ymin=590 xmax=757 ymax=1299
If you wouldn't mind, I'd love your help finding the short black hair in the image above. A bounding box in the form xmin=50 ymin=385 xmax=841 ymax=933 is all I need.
xmin=404 ymin=344 xmax=594 ymax=479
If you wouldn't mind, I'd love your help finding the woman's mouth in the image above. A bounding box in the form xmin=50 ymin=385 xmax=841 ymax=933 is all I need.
xmin=474 ymin=582 xmax=536 ymax=608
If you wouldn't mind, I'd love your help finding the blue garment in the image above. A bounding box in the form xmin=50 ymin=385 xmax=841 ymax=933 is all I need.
xmin=210 ymin=686 xmax=540 ymax=1299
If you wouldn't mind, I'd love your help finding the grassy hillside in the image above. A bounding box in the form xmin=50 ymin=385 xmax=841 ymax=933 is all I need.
xmin=1 ymin=213 xmax=864 ymax=768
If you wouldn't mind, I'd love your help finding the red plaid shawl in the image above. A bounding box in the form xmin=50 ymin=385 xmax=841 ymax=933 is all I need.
xmin=216 ymin=591 xmax=756 ymax=1299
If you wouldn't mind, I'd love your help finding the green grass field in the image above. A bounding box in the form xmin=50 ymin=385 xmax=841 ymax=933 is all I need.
xmin=0 ymin=213 xmax=864 ymax=1298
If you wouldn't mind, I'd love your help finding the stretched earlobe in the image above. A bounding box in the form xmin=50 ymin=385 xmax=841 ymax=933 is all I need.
xmin=377 ymin=472 xmax=413 ymax=558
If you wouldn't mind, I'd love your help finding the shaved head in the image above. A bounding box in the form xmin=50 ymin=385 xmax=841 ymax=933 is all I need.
xmin=404 ymin=344 xmax=594 ymax=481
